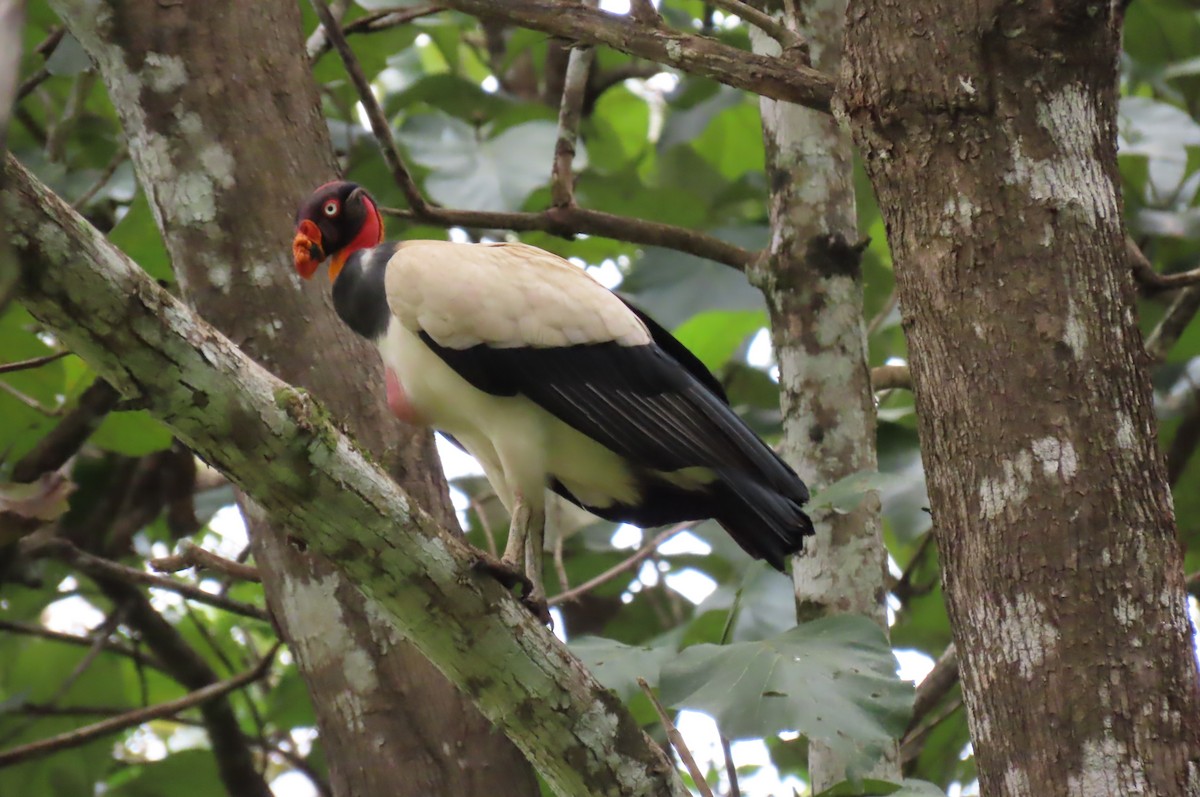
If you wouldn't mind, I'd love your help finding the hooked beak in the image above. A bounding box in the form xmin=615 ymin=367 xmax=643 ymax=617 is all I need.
xmin=292 ymin=219 xmax=325 ymax=279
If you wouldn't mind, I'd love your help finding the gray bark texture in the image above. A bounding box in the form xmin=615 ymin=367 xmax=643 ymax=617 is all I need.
xmin=43 ymin=0 xmax=538 ymax=794
xmin=843 ymin=1 xmax=1200 ymax=794
xmin=749 ymin=1 xmax=895 ymax=789
xmin=3 ymin=153 xmax=689 ymax=797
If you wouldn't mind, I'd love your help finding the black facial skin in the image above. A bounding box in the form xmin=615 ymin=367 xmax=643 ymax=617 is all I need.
xmin=296 ymin=182 xmax=369 ymax=257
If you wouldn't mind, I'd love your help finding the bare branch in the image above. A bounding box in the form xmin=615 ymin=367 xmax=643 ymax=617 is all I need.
xmin=0 ymin=618 xmax=164 ymax=670
xmin=1145 ymin=285 xmax=1200 ymax=363
xmin=709 ymin=0 xmax=809 ymax=60
xmin=870 ymin=364 xmax=911 ymax=391
xmin=0 ymin=349 xmax=70 ymax=375
xmin=1128 ymin=235 xmax=1200 ymax=291
xmin=550 ymin=45 xmax=595 ymax=208
xmin=549 ymin=522 xmax=692 ymax=607
xmin=31 ymin=539 xmax=270 ymax=622
xmin=12 ymin=379 xmax=118 ymax=482
xmin=720 ymin=734 xmax=741 ymax=797
xmin=0 ymin=646 xmax=278 ymax=769
xmin=309 ymin=0 xmax=431 ymax=213
xmin=437 ymin=0 xmax=835 ymax=111
xmin=151 ymin=540 xmax=262 ymax=583
xmin=905 ymin=644 xmax=959 ymax=736
xmin=382 ymin=204 xmax=756 ymax=271
xmin=308 ymin=4 xmax=444 ymax=62
xmin=637 ymin=677 xmax=716 ymax=797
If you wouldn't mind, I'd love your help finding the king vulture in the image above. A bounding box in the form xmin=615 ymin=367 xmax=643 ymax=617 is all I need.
xmin=292 ymin=181 xmax=813 ymax=619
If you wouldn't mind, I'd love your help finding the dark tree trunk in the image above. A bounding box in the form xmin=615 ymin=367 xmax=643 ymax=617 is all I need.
xmin=843 ymin=2 xmax=1200 ymax=794
xmin=47 ymin=0 xmax=538 ymax=794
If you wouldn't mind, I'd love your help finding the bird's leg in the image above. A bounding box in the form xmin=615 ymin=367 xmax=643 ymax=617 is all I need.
xmin=502 ymin=493 xmax=530 ymax=569
xmin=472 ymin=492 xmax=551 ymax=624
xmin=524 ymin=502 xmax=548 ymax=613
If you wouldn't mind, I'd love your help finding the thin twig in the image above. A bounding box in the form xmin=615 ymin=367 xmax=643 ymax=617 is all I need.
xmin=0 ymin=618 xmax=164 ymax=671
xmin=0 ymin=608 xmax=127 ymax=748
xmin=309 ymin=0 xmax=430 ymax=213
xmin=382 ymin=204 xmax=755 ymax=271
xmin=900 ymin=695 xmax=962 ymax=765
xmin=0 ymin=350 xmax=70 ymax=375
xmin=1145 ymin=284 xmax=1200 ymax=363
xmin=1128 ymin=235 xmax=1200 ymax=291
xmin=905 ymin=644 xmax=959 ymax=737
xmin=866 ymin=289 xmax=898 ymax=336
xmin=309 ymin=4 xmax=443 ymax=62
xmin=891 ymin=531 xmax=936 ymax=605
xmin=637 ymin=678 xmax=716 ymax=797
xmin=0 ymin=645 xmax=279 ymax=769
xmin=720 ymin=734 xmax=741 ymax=797
xmin=550 ymin=44 xmax=595 ymax=208
xmin=72 ymin=144 xmax=127 ymax=209
xmin=0 ymin=379 xmax=63 ymax=415
xmin=709 ymin=0 xmax=808 ymax=59
xmin=549 ymin=522 xmax=692 ymax=606
xmin=1167 ymin=384 xmax=1200 ymax=486
xmin=151 ymin=540 xmax=262 ymax=583
xmin=31 ymin=539 xmax=269 ymax=622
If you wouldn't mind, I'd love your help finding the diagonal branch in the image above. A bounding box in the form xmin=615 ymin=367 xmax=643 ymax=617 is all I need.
xmin=310 ymin=0 xmax=430 ymax=214
xmin=4 ymin=154 xmax=686 ymax=797
xmin=0 ymin=646 xmax=278 ymax=769
xmin=437 ymin=0 xmax=834 ymax=111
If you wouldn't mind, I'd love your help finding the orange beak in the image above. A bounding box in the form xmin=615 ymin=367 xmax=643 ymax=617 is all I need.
xmin=293 ymin=219 xmax=325 ymax=279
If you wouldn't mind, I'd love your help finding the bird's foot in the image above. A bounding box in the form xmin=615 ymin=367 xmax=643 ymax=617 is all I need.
xmin=470 ymin=551 xmax=552 ymax=626
xmin=472 ymin=550 xmax=532 ymax=595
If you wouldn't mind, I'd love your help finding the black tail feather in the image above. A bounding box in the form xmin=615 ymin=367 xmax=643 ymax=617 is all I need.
xmin=712 ymin=469 xmax=814 ymax=571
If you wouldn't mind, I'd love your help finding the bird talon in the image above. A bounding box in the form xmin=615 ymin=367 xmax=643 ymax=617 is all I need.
xmin=522 ymin=595 xmax=553 ymax=627
xmin=471 ymin=551 xmax=533 ymax=599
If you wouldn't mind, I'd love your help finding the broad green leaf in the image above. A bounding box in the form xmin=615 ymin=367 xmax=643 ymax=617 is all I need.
xmin=108 ymin=749 xmax=224 ymax=797
xmin=815 ymin=778 xmax=947 ymax=797
xmin=659 ymin=615 xmax=913 ymax=762
xmin=570 ymin=635 xmax=679 ymax=700
xmin=45 ymin=33 xmax=90 ymax=77
xmin=807 ymin=470 xmax=898 ymax=515
xmin=91 ymin=410 xmax=173 ymax=456
xmin=400 ymin=115 xmax=578 ymax=212
xmin=108 ymin=192 xmax=173 ymax=282
xmin=621 ymin=228 xmax=767 ymax=329
xmin=672 ymin=310 xmax=765 ymax=371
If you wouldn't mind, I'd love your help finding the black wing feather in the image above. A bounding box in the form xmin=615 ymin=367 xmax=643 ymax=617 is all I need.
xmin=418 ymin=332 xmax=807 ymax=504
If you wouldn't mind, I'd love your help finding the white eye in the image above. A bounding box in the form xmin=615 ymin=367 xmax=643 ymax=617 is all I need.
xmin=323 ymin=200 xmax=339 ymax=217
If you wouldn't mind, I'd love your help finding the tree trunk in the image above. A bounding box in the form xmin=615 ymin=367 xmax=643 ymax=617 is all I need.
xmin=843 ymin=2 xmax=1200 ymax=794
xmin=46 ymin=1 xmax=538 ymax=794
xmin=748 ymin=1 xmax=895 ymax=788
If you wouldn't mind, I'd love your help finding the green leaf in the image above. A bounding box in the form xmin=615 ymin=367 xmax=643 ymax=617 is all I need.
xmin=808 ymin=470 xmax=898 ymax=515
xmin=814 ymin=779 xmax=948 ymax=797
xmin=91 ymin=410 xmax=173 ymax=456
xmin=671 ymin=310 xmax=765 ymax=371
xmin=400 ymin=115 xmax=576 ymax=212
xmin=45 ymin=33 xmax=91 ymax=77
xmin=108 ymin=192 xmax=173 ymax=282
xmin=659 ymin=615 xmax=913 ymax=763
xmin=570 ymin=634 xmax=680 ymax=701
xmin=620 ymin=228 xmax=767 ymax=329
xmin=108 ymin=749 xmax=224 ymax=797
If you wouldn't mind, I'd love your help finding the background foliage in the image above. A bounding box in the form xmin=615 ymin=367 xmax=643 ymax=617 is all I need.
xmin=2 ymin=1 xmax=1199 ymax=795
